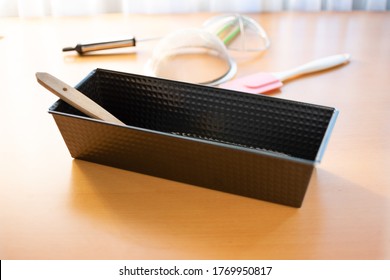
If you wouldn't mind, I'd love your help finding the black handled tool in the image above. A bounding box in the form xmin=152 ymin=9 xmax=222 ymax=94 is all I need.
xmin=62 ymin=37 xmax=159 ymax=55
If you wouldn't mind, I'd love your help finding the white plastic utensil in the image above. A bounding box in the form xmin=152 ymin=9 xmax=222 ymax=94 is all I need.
xmin=220 ymin=53 xmax=351 ymax=94
xmin=36 ymin=72 xmax=125 ymax=125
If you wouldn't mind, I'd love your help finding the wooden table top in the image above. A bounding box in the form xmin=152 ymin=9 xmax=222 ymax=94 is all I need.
xmin=0 ymin=12 xmax=389 ymax=259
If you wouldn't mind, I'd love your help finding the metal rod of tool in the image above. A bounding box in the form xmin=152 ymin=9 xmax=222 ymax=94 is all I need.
xmin=62 ymin=36 xmax=161 ymax=55
xmin=62 ymin=38 xmax=137 ymax=55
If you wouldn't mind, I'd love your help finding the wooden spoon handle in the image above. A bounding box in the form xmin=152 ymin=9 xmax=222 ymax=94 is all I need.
xmin=36 ymin=72 xmax=125 ymax=126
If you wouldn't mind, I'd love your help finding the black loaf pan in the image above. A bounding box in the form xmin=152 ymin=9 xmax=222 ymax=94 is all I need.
xmin=49 ymin=68 xmax=338 ymax=207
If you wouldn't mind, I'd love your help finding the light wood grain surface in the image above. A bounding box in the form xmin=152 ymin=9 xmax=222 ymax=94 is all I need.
xmin=0 ymin=12 xmax=389 ymax=260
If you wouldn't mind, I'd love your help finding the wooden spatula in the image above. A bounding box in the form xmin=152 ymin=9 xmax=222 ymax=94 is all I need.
xmin=36 ymin=72 xmax=125 ymax=125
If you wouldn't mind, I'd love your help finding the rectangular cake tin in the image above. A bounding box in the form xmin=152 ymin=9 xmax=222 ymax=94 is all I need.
xmin=48 ymin=68 xmax=338 ymax=207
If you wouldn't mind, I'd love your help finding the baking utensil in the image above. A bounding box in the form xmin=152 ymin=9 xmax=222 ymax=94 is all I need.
xmin=220 ymin=53 xmax=351 ymax=94
xmin=203 ymin=14 xmax=270 ymax=52
xmin=47 ymin=68 xmax=338 ymax=207
xmin=145 ymin=28 xmax=237 ymax=86
xmin=36 ymin=72 xmax=125 ymax=125
xmin=62 ymin=36 xmax=159 ymax=55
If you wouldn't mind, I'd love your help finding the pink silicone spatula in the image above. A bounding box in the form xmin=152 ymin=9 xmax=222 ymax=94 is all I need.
xmin=219 ymin=53 xmax=350 ymax=94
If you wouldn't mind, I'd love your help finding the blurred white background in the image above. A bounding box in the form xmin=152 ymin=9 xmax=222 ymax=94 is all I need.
xmin=1 ymin=0 xmax=389 ymax=17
